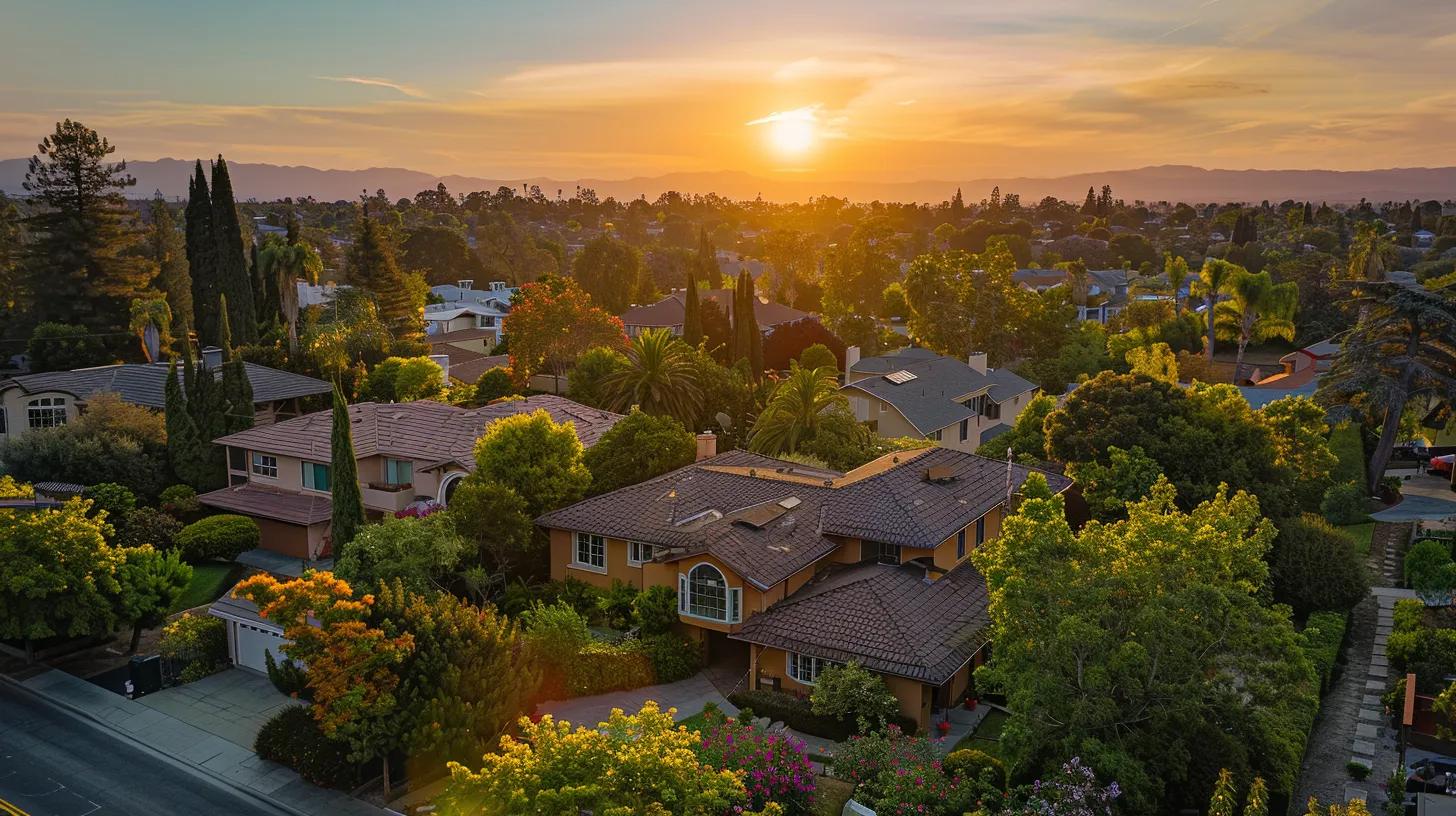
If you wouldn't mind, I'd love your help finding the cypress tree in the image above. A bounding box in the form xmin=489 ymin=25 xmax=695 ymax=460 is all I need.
xmin=329 ymin=382 xmax=365 ymax=551
xmin=682 ymin=271 xmax=703 ymax=348
xmin=145 ymin=194 xmax=194 ymax=339
xmin=165 ymin=358 xmax=209 ymax=490
xmin=185 ymin=161 xmax=219 ymax=346
xmin=217 ymin=295 xmax=255 ymax=434
xmin=1411 ymin=207 xmax=1423 ymax=235
xmin=696 ymin=227 xmax=722 ymax=289
xmin=346 ymin=208 xmax=421 ymax=344
xmin=209 ymin=156 xmax=258 ymax=346
xmin=743 ymin=272 xmax=763 ymax=379
xmin=1302 ymin=201 xmax=1314 ymax=226
xmin=1081 ymin=186 xmax=1097 ymax=215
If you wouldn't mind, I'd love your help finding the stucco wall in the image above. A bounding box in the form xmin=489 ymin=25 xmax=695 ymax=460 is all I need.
xmin=0 ymin=387 xmax=79 ymax=442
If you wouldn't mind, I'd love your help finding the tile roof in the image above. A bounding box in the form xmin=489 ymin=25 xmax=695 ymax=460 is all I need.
xmin=537 ymin=446 xmax=1070 ymax=589
xmin=209 ymin=586 xmax=274 ymax=629
xmin=212 ymin=395 xmax=622 ymax=466
xmin=430 ymin=328 xmax=498 ymax=344
xmin=732 ymin=560 xmax=991 ymax=683
xmin=843 ymin=349 xmax=1036 ymax=434
xmin=620 ymin=290 xmax=811 ymax=329
xmin=1 ymin=362 xmax=329 ymax=408
xmin=198 ymin=483 xmax=333 ymax=525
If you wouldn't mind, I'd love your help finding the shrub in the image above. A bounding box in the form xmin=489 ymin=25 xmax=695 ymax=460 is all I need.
xmin=474 ymin=367 xmax=516 ymax=403
xmin=254 ymin=706 xmax=361 ymax=789
xmin=569 ymin=640 xmax=655 ymax=696
xmin=264 ymin=650 xmax=312 ymax=701
xmin=1270 ymin=514 xmax=1370 ymax=617
xmin=642 ymin=634 xmax=702 ymax=683
xmin=832 ymin=726 xmax=989 ymax=815
xmin=159 ymin=484 xmax=201 ymax=518
xmin=1321 ymin=482 xmax=1369 ymax=526
xmin=694 ymin=710 xmax=816 ymax=815
xmin=730 ymin=688 xmax=917 ymax=741
xmin=85 ymin=482 xmax=137 ymax=528
xmin=159 ymin=613 xmax=228 ymax=683
xmin=175 ymin=514 xmax=259 ymax=562
xmin=1347 ymin=760 xmax=1371 ymax=780
xmin=1405 ymin=539 xmax=1456 ymax=594
xmin=810 ymin=661 xmax=900 ymax=732
xmin=543 ymin=576 xmax=601 ymax=619
xmin=1301 ymin=611 xmax=1349 ymax=693
xmin=1394 ymin=598 xmax=1425 ymax=632
xmin=943 ymin=748 xmax=1006 ymax=788
xmin=595 ymin=579 xmax=639 ymax=629
xmin=633 ymin=584 xmax=679 ymax=636
xmin=115 ymin=506 xmax=185 ymax=551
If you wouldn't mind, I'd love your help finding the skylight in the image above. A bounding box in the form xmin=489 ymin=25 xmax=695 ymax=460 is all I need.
xmin=884 ymin=370 xmax=918 ymax=384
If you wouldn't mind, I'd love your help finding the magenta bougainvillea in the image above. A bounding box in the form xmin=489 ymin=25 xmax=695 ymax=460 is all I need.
xmin=693 ymin=712 xmax=816 ymax=815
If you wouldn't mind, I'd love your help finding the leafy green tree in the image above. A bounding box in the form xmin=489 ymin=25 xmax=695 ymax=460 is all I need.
xmin=472 ymin=409 xmax=591 ymax=517
xmin=602 ymin=329 xmax=702 ymax=425
xmin=185 ymin=161 xmax=219 ymax=345
xmin=505 ymin=276 xmax=626 ymax=387
xmin=2 ymin=392 xmax=172 ymax=498
xmin=0 ymin=499 xmax=125 ymax=646
xmin=116 ymin=506 xmax=184 ymax=551
xmin=301 ymin=286 xmax=393 ymax=382
xmin=1124 ymin=341 xmax=1178 ymax=385
xmin=798 ymin=343 xmax=838 ymax=372
xmin=402 ymin=224 xmax=482 ymax=286
xmin=1260 ymin=396 xmax=1338 ymax=511
xmin=474 ymin=367 xmax=517 ymax=403
xmin=748 ymin=360 xmax=842 ymax=456
xmin=20 ymin=120 xmax=150 ymax=355
xmin=1067 ymin=445 xmax=1162 ymax=522
xmin=809 ymin=661 xmax=899 ymax=732
xmin=330 ymin=382 xmax=365 ymax=549
xmin=566 ymin=347 xmax=630 ymax=409
xmin=116 ymin=545 xmax=192 ymax=652
xmin=0 ymin=193 xmax=25 ymax=327
xmin=209 ymin=156 xmax=257 ymax=345
xmin=822 ymin=218 xmax=898 ymax=329
xmin=26 ymin=321 xmax=111 ymax=372
xmin=446 ymin=478 xmax=537 ymax=579
xmin=1270 ymin=514 xmax=1369 ymax=617
xmin=85 ymin=482 xmax=137 ymax=531
xmin=573 ymin=234 xmax=643 ymax=314
xmin=584 ymin=408 xmax=696 ymax=495
xmin=334 ymin=514 xmax=466 ymax=594
xmin=361 ymin=356 xmax=445 ymax=403
xmin=1216 ymin=270 xmax=1297 ymax=383
xmin=977 ymin=392 xmax=1055 ymax=463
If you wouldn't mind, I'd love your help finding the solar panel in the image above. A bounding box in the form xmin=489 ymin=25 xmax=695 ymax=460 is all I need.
xmin=884 ymin=370 xmax=919 ymax=384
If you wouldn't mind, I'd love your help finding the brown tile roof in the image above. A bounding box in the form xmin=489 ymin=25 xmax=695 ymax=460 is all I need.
xmin=537 ymin=446 xmax=1070 ymax=590
xmin=619 ymin=290 xmax=812 ymax=330
xmin=212 ymin=395 xmax=622 ymax=466
xmin=732 ymin=560 xmax=991 ymax=684
xmin=431 ymin=327 xmax=498 ymax=344
xmin=444 ymin=353 xmax=510 ymax=385
xmin=198 ymin=483 xmax=333 ymax=525
xmin=1 ymin=362 xmax=329 ymax=408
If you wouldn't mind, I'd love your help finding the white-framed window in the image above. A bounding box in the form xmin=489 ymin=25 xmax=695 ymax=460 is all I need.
xmin=678 ymin=563 xmax=741 ymax=623
xmin=385 ymin=458 xmax=413 ymax=486
xmin=251 ymin=452 xmax=278 ymax=478
xmin=787 ymin=652 xmax=842 ymax=685
xmin=302 ymin=461 xmax=332 ymax=492
xmin=627 ymin=541 xmax=658 ymax=566
xmin=476 ymin=315 xmax=496 ymax=329
xmin=573 ymin=532 xmax=606 ymax=572
xmin=26 ymin=397 xmax=67 ymax=429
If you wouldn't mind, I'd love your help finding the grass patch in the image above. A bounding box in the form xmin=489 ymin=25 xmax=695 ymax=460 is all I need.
xmin=1329 ymin=424 xmax=1366 ymax=486
xmin=171 ymin=561 xmax=243 ymax=613
xmin=811 ymin=776 xmax=855 ymax=816
xmin=1338 ymin=522 xmax=1377 ymax=557
xmin=952 ymin=708 xmax=1009 ymax=759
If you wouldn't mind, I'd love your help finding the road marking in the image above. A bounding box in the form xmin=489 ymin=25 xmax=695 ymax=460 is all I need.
xmin=0 ymin=796 xmax=29 ymax=816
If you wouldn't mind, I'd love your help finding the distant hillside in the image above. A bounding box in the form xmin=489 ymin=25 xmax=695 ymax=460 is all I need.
xmin=2 ymin=157 xmax=1454 ymax=204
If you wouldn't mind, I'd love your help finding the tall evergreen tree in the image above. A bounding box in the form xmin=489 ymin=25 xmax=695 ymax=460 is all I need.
xmin=209 ymin=156 xmax=257 ymax=345
xmin=1302 ymin=201 xmax=1314 ymax=226
xmin=1080 ymin=186 xmax=1097 ymax=215
xmin=696 ymin=227 xmax=722 ymax=289
xmin=330 ymin=382 xmax=365 ymax=551
xmin=347 ymin=208 xmax=420 ymax=343
xmin=20 ymin=120 xmax=151 ymax=353
xmin=185 ymin=161 xmax=219 ymax=345
xmin=164 ymin=358 xmax=209 ymax=489
xmin=217 ymin=296 xmax=255 ymax=435
xmin=143 ymin=194 xmax=193 ymax=339
xmin=745 ymin=273 xmax=763 ymax=378
xmin=681 ymin=271 xmax=703 ymax=348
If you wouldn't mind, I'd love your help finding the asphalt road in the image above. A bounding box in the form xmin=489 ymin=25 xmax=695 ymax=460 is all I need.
xmin=0 ymin=682 xmax=290 ymax=816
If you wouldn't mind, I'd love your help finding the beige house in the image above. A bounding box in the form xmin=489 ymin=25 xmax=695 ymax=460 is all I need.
xmin=539 ymin=444 xmax=1071 ymax=731
xmin=200 ymin=395 xmax=622 ymax=560
xmin=842 ymin=347 xmax=1037 ymax=453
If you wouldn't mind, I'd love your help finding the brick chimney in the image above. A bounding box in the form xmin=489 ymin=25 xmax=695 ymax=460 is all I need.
xmin=967 ymin=351 xmax=988 ymax=374
xmin=695 ymin=432 xmax=718 ymax=461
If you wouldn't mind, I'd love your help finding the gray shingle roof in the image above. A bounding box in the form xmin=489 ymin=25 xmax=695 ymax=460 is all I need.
xmin=843 ymin=349 xmax=1036 ymax=434
xmin=2 ymin=362 xmax=330 ymax=409
xmin=536 ymin=446 xmax=1070 ymax=589
xmin=732 ymin=560 xmax=991 ymax=683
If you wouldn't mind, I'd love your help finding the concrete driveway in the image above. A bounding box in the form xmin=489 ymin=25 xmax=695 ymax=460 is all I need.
xmin=138 ymin=669 xmax=300 ymax=749
xmin=535 ymin=672 xmax=737 ymax=729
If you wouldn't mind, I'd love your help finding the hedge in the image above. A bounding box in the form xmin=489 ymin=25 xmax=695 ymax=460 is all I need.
xmin=175 ymin=514 xmax=259 ymax=562
xmin=728 ymin=688 xmax=918 ymax=741
xmin=943 ymin=748 xmax=1007 ymax=787
xmin=1301 ymin=611 xmax=1348 ymax=693
xmin=567 ymin=640 xmax=655 ymax=697
xmin=642 ymin=634 xmax=702 ymax=684
xmin=254 ymin=706 xmax=362 ymax=789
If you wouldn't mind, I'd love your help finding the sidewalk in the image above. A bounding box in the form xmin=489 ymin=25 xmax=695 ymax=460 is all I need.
xmin=536 ymin=671 xmax=737 ymax=728
xmin=12 ymin=668 xmax=384 ymax=816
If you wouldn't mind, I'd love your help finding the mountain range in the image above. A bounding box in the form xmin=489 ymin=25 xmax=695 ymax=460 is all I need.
xmin=2 ymin=157 xmax=1454 ymax=205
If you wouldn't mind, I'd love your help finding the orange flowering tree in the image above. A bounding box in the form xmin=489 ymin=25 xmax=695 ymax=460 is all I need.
xmin=505 ymin=275 xmax=626 ymax=387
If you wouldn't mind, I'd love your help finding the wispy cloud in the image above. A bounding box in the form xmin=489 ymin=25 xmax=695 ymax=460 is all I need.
xmin=316 ymin=75 xmax=429 ymax=99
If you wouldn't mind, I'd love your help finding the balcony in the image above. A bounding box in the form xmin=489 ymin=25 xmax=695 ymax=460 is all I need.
xmin=362 ymin=482 xmax=416 ymax=514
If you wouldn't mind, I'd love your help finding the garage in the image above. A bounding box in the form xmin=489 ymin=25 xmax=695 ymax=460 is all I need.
xmin=208 ymin=588 xmax=290 ymax=674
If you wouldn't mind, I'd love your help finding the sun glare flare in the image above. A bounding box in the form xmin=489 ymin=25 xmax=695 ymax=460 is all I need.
xmin=748 ymin=106 xmax=819 ymax=158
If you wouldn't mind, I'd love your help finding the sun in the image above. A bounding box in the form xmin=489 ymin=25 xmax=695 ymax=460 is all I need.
xmin=748 ymin=106 xmax=820 ymax=159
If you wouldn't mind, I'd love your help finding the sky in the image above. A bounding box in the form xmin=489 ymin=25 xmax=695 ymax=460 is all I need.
xmin=2 ymin=0 xmax=1455 ymax=183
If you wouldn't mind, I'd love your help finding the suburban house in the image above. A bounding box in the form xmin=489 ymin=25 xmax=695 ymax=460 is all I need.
xmin=424 ymin=280 xmax=517 ymax=343
xmin=1239 ymin=337 xmax=1339 ymax=408
xmin=432 ymin=280 xmax=517 ymax=311
xmin=0 ymin=356 xmax=330 ymax=443
xmin=538 ymin=444 xmax=1072 ymax=731
xmin=841 ymin=347 xmax=1038 ymax=452
xmin=199 ymin=395 xmax=622 ymax=560
xmin=620 ymin=289 xmax=813 ymax=337
xmin=1010 ymin=267 xmax=1163 ymax=324
xmin=429 ymin=331 xmax=509 ymax=385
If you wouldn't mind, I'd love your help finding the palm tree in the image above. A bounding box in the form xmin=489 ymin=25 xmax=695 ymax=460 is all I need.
xmin=1214 ymin=270 xmax=1297 ymax=384
xmin=747 ymin=361 xmax=842 ymax=455
xmin=257 ymin=235 xmax=323 ymax=354
xmin=1165 ymin=253 xmax=1190 ymax=315
xmin=1194 ymin=258 xmax=1241 ymax=362
xmin=602 ymin=328 xmax=702 ymax=426
xmin=1348 ymin=221 xmax=1398 ymax=323
xmin=1317 ymin=280 xmax=1456 ymax=493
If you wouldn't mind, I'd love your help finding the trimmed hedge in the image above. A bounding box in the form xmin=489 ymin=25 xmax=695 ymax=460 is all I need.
xmin=643 ymin=634 xmax=702 ymax=684
xmin=175 ymin=514 xmax=259 ymax=562
xmin=1301 ymin=611 xmax=1349 ymax=693
xmin=728 ymin=688 xmax=918 ymax=741
xmin=254 ymin=706 xmax=361 ymax=789
xmin=943 ymin=748 xmax=1006 ymax=787
xmin=568 ymin=640 xmax=655 ymax=697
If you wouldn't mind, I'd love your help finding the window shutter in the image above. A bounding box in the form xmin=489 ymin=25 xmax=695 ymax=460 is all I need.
xmin=729 ymin=588 xmax=742 ymax=623
xmin=678 ymin=574 xmax=688 ymax=614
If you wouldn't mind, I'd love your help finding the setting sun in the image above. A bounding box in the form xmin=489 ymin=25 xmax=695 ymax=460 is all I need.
xmin=748 ymin=106 xmax=818 ymax=159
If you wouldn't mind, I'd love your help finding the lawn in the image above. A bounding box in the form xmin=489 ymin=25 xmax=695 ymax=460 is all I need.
xmin=1338 ymin=522 xmax=1377 ymax=557
xmin=952 ymin=707 xmax=1009 ymax=759
xmin=811 ymin=776 xmax=855 ymax=816
xmin=171 ymin=561 xmax=243 ymax=613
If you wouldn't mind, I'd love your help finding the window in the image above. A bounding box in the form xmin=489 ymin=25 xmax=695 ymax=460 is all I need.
xmin=228 ymin=447 xmax=247 ymax=472
xmin=302 ymin=462 xmax=331 ymax=492
xmin=982 ymin=400 xmax=1001 ymax=420
xmin=26 ymin=397 xmax=67 ymax=429
xmin=573 ymin=532 xmax=605 ymax=571
xmin=976 ymin=516 xmax=986 ymax=547
xmin=679 ymin=563 xmax=741 ymax=623
xmin=440 ymin=473 xmax=465 ymax=505
xmin=959 ymin=418 xmax=969 ymax=442
xmin=476 ymin=315 xmax=496 ymax=329
xmin=787 ymin=652 xmax=842 ymax=685
xmin=385 ymin=458 xmax=413 ymax=486
xmin=927 ymin=428 xmax=942 ymax=442
xmin=628 ymin=541 xmax=658 ymax=566
xmin=956 ymin=529 xmax=967 ymax=560
xmin=251 ymin=452 xmax=278 ymax=478
xmin=0 ymin=406 xmax=6 ymax=435
xmin=874 ymin=542 xmax=902 ymax=565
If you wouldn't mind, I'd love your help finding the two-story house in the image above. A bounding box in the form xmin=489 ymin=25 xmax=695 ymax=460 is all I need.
xmin=537 ymin=445 xmax=1071 ymax=731
xmin=841 ymin=347 xmax=1037 ymax=453
xmin=200 ymin=395 xmax=622 ymax=560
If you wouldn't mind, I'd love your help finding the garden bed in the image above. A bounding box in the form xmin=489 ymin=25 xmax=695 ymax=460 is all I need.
xmin=952 ymin=708 xmax=1009 ymax=758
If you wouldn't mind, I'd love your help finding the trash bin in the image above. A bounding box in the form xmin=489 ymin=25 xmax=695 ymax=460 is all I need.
xmin=129 ymin=654 xmax=162 ymax=696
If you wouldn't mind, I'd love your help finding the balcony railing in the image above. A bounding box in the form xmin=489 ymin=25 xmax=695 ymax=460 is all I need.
xmin=362 ymin=482 xmax=416 ymax=513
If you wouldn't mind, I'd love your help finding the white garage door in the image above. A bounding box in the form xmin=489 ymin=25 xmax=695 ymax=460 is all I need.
xmin=235 ymin=622 xmax=286 ymax=673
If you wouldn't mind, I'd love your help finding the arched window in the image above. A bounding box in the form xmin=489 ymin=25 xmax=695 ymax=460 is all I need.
xmin=439 ymin=472 xmax=466 ymax=506
xmin=678 ymin=563 xmax=741 ymax=623
xmin=27 ymin=396 xmax=67 ymax=429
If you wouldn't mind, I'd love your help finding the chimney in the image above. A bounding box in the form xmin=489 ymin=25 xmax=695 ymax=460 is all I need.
xmin=695 ymin=432 xmax=718 ymax=461
xmin=967 ymin=352 xmax=987 ymax=374
xmin=200 ymin=346 xmax=223 ymax=369
xmin=428 ymin=354 xmax=451 ymax=386
xmin=457 ymin=279 xmax=474 ymax=292
xmin=844 ymin=345 xmax=862 ymax=382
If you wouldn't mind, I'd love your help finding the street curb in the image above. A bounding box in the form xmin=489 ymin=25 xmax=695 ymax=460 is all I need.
xmin=0 ymin=672 xmax=348 ymax=816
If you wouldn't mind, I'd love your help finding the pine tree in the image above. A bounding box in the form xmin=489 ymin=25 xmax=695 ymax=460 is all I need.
xmin=696 ymin=227 xmax=722 ymax=290
xmin=682 ymin=271 xmax=703 ymax=348
xmin=185 ymin=161 xmax=219 ymax=345
xmin=209 ymin=156 xmax=258 ymax=345
xmin=217 ymin=296 xmax=255 ymax=435
xmin=165 ymin=358 xmax=209 ymax=490
xmin=1081 ymin=186 xmax=1097 ymax=214
xmin=1302 ymin=201 xmax=1314 ymax=226
xmin=20 ymin=119 xmax=151 ymax=353
xmin=950 ymin=187 xmax=965 ymax=220
xmin=330 ymin=382 xmax=365 ymax=551
xmin=144 ymin=194 xmax=193 ymax=338
xmin=347 ymin=208 xmax=420 ymax=342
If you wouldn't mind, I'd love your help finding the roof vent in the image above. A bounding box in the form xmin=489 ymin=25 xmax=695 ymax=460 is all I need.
xmin=777 ymin=496 xmax=802 ymax=510
xmin=736 ymin=503 xmax=789 ymax=529
xmin=925 ymin=464 xmax=958 ymax=483
xmin=884 ymin=370 xmax=918 ymax=384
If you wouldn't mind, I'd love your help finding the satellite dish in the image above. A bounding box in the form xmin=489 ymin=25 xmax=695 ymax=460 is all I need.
xmin=715 ymin=411 xmax=733 ymax=431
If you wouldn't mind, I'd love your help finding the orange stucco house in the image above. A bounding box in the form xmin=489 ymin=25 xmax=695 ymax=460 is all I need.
xmin=538 ymin=444 xmax=1072 ymax=731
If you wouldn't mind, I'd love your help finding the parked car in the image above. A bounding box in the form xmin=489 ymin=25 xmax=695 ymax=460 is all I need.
xmin=1407 ymin=758 xmax=1456 ymax=794
xmin=1396 ymin=440 xmax=1434 ymax=463
xmin=1431 ymin=454 xmax=1455 ymax=477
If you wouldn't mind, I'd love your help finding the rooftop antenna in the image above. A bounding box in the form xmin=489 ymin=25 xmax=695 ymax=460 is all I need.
xmin=1004 ymin=446 xmax=1014 ymax=507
